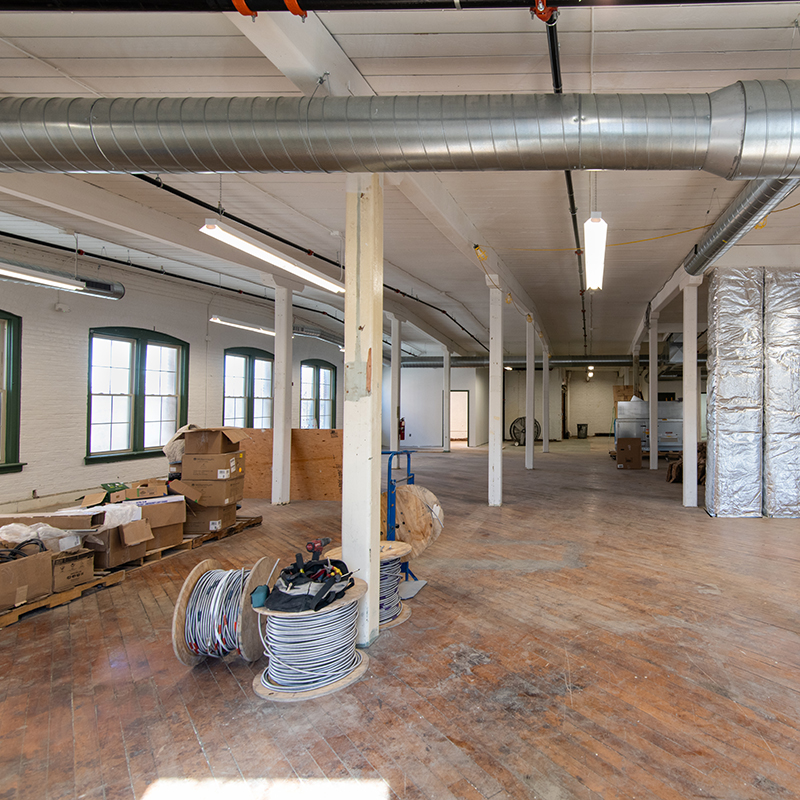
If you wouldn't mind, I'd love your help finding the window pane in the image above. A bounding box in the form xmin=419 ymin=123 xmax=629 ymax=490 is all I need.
xmin=92 ymin=337 xmax=111 ymax=367
xmin=319 ymin=399 xmax=333 ymax=429
xmin=112 ymin=396 xmax=131 ymax=423
xmin=90 ymin=335 xmax=134 ymax=455
xmin=90 ymin=424 xmax=111 ymax=454
xmin=301 ymin=365 xmax=316 ymax=399
xmin=111 ymin=422 xmax=131 ymax=451
xmin=91 ymin=365 xmax=111 ymax=394
xmin=319 ymin=368 xmax=333 ymax=400
xmin=300 ymin=399 xmax=316 ymax=429
xmin=253 ymin=398 xmax=271 ymax=428
xmin=225 ymin=354 xmax=247 ymax=398
xmin=92 ymin=395 xmax=112 ymax=425
xmin=143 ymin=343 xmax=180 ymax=447
xmin=144 ymin=421 xmax=161 ymax=449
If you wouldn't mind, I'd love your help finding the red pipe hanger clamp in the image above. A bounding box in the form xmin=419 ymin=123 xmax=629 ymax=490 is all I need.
xmin=532 ymin=0 xmax=557 ymax=23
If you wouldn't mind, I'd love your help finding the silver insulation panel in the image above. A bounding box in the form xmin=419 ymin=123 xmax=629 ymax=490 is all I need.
xmin=705 ymin=266 xmax=764 ymax=517
xmin=763 ymin=270 xmax=800 ymax=517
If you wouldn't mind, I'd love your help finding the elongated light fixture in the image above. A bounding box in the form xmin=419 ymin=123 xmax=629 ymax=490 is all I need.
xmin=200 ymin=219 xmax=344 ymax=294
xmin=583 ymin=212 xmax=608 ymax=291
xmin=0 ymin=262 xmax=85 ymax=292
xmin=209 ymin=315 xmax=275 ymax=336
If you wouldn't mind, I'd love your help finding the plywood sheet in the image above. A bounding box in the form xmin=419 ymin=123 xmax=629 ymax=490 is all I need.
xmin=240 ymin=429 xmax=343 ymax=502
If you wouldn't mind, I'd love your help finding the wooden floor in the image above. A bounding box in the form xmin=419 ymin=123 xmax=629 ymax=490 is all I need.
xmin=2 ymin=440 xmax=800 ymax=800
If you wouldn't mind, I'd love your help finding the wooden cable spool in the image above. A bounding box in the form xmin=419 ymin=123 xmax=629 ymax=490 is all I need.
xmin=381 ymin=484 xmax=444 ymax=560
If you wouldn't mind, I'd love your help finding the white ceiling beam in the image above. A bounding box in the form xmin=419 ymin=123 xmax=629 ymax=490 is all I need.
xmin=384 ymin=296 xmax=466 ymax=357
xmin=229 ymin=10 xmax=551 ymax=353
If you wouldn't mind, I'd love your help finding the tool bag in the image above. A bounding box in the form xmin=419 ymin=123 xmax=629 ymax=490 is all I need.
xmin=262 ymin=552 xmax=353 ymax=612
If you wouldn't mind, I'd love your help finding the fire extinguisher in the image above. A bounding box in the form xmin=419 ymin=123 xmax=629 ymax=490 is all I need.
xmin=399 ymin=417 xmax=406 ymax=440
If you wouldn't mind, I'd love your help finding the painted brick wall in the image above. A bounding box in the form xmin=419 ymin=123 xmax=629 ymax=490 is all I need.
xmin=0 ymin=263 xmax=343 ymax=510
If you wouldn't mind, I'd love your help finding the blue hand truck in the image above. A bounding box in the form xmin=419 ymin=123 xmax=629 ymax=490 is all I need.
xmin=382 ymin=449 xmax=419 ymax=582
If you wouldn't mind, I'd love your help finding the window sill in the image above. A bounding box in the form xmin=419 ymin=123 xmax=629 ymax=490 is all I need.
xmin=0 ymin=462 xmax=26 ymax=474
xmin=84 ymin=450 xmax=166 ymax=466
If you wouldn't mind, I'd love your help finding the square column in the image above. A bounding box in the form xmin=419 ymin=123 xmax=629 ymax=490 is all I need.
xmin=442 ymin=347 xmax=451 ymax=452
xmin=488 ymin=276 xmax=503 ymax=506
xmin=683 ymin=280 xmax=701 ymax=506
xmin=649 ymin=312 xmax=659 ymax=470
xmin=389 ymin=314 xmax=401 ymax=452
xmin=271 ymin=283 xmax=293 ymax=505
xmin=542 ymin=348 xmax=550 ymax=452
xmin=341 ymin=173 xmax=384 ymax=646
xmin=525 ymin=319 xmax=535 ymax=470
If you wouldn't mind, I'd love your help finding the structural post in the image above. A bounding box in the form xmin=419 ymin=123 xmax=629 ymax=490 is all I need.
xmin=649 ymin=312 xmax=659 ymax=470
xmin=488 ymin=276 xmax=503 ymax=506
xmin=442 ymin=346 xmax=451 ymax=452
xmin=525 ymin=319 xmax=535 ymax=470
xmin=683 ymin=280 xmax=700 ymax=506
xmin=341 ymin=173 xmax=383 ymax=647
xmin=542 ymin=347 xmax=550 ymax=452
xmin=389 ymin=314 xmax=401 ymax=452
xmin=271 ymin=283 xmax=293 ymax=504
xmin=632 ymin=346 xmax=640 ymax=396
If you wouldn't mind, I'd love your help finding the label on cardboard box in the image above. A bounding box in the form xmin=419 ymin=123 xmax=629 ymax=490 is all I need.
xmin=209 ymin=520 xmax=222 ymax=531
xmin=217 ymin=468 xmax=230 ymax=480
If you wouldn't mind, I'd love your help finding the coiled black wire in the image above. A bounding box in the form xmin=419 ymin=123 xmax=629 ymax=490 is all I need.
xmin=184 ymin=568 xmax=249 ymax=658
xmin=379 ymin=556 xmax=403 ymax=624
xmin=0 ymin=538 xmax=47 ymax=563
xmin=259 ymin=598 xmax=361 ymax=693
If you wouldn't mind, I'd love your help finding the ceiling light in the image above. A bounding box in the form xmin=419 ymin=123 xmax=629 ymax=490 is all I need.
xmin=504 ymin=366 xmax=512 ymax=371
xmin=584 ymin=212 xmax=607 ymax=291
xmin=0 ymin=262 xmax=85 ymax=292
xmin=209 ymin=315 xmax=275 ymax=336
xmin=200 ymin=219 xmax=344 ymax=294
xmin=588 ymin=365 xmax=594 ymax=370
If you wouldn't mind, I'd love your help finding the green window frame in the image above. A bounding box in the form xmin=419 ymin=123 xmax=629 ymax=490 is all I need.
xmin=223 ymin=347 xmax=274 ymax=428
xmin=300 ymin=359 xmax=336 ymax=430
xmin=0 ymin=309 xmax=23 ymax=474
xmin=86 ymin=327 xmax=189 ymax=464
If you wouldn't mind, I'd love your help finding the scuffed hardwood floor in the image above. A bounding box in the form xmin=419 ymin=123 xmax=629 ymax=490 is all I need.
xmin=2 ymin=440 xmax=800 ymax=800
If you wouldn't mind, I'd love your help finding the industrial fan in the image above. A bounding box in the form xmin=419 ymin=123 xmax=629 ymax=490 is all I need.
xmin=509 ymin=416 xmax=542 ymax=446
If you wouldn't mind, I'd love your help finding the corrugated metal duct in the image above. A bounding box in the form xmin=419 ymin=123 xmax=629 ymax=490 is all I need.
xmin=1 ymin=80 xmax=800 ymax=178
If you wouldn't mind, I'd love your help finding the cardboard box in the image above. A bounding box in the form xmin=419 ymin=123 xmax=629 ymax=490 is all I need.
xmin=52 ymin=548 xmax=94 ymax=592
xmin=181 ymin=477 xmax=244 ymax=507
xmin=184 ymin=501 xmax=237 ymax=534
xmin=168 ymin=479 xmax=202 ymax=503
xmin=181 ymin=427 xmax=249 ymax=455
xmin=616 ymin=438 xmax=642 ymax=470
xmin=146 ymin=523 xmax=184 ymax=553
xmin=126 ymin=479 xmax=168 ymax=500
xmin=132 ymin=495 xmax=186 ymax=528
xmin=0 ymin=551 xmax=53 ymax=611
xmin=84 ymin=523 xmax=152 ymax=570
xmin=181 ymin=451 xmax=246 ymax=481
xmin=0 ymin=510 xmax=105 ymax=529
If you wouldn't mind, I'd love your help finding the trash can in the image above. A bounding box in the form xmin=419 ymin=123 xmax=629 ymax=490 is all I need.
xmin=577 ymin=423 xmax=588 ymax=439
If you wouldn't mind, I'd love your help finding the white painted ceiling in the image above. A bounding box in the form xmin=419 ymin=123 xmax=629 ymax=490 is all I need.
xmin=1 ymin=2 xmax=799 ymax=357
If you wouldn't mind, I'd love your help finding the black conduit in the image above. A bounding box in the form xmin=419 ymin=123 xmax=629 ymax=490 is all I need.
xmin=132 ymin=174 xmax=489 ymax=352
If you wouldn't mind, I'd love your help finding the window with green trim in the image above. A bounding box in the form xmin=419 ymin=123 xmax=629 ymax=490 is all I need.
xmin=87 ymin=327 xmax=188 ymax=462
xmin=0 ymin=309 xmax=22 ymax=473
xmin=223 ymin=347 xmax=273 ymax=428
xmin=300 ymin=359 xmax=336 ymax=429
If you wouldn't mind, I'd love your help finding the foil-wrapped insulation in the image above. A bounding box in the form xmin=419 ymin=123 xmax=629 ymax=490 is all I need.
xmin=705 ymin=266 xmax=764 ymax=517
xmin=763 ymin=270 xmax=800 ymax=517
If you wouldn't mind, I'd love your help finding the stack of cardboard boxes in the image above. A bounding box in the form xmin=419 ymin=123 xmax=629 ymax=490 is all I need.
xmin=179 ymin=427 xmax=247 ymax=534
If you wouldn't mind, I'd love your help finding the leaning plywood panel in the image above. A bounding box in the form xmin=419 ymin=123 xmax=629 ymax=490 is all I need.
xmin=240 ymin=429 xmax=343 ymax=501
xmin=705 ymin=266 xmax=764 ymax=517
xmin=763 ymin=270 xmax=800 ymax=517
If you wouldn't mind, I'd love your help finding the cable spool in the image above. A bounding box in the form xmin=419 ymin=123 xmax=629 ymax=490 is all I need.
xmin=381 ymin=484 xmax=444 ymax=560
xmin=172 ymin=556 xmax=273 ymax=666
xmin=327 ymin=540 xmax=412 ymax=629
xmin=252 ymin=578 xmax=369 ymax=702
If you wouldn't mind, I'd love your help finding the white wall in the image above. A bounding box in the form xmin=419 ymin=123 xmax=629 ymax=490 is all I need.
xmin=0 ymin=263 xmax=344 ymax=510
xmin=503 ymin=368 xmax=563 ymax=441
xmin=564 ymin=370 xmax=619 ymax=437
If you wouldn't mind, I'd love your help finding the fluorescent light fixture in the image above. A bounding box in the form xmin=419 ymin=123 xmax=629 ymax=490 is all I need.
xmin=200 ymin=219 xmax=344 ymax=295
xmin=584 ymin=212 xmax=608 ymax=291
xmin=0 ymin=262 xmax=85 ymax=292
xmin=504 ymin=366 xmax=512 ymax=371
xmin=209 ymin=315 xmax=275 ymax=336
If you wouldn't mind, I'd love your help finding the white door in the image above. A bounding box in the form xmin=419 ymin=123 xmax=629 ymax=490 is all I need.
xmin=450 ymin=390 xmax=469 ymax=441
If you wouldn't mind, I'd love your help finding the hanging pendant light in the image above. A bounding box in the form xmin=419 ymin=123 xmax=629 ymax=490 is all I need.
xmin=584 ymin=212 xmax=607 ymax=291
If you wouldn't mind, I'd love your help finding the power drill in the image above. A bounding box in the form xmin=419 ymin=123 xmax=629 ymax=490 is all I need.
xmin=306 ymin=537 xmax=332 ymax=560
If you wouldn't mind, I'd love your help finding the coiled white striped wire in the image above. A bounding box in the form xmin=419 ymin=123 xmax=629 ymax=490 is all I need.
xmin=259 ymin=598 xmax=362 ymax=693
xmin=185 ymin=568 xmax=249 ymax=658
xmin=379 ymin=555 xmax=403 ymax=624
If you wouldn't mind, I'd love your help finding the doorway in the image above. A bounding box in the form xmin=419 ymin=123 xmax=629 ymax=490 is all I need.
xmin=450 ymin=390 xmax=469 ymax=443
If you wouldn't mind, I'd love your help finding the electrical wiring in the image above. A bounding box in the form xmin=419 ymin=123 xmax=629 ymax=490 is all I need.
xmin=184 ymin=568 xmax=249 ymax=658
xmin=378 ymin=555 xmax=403 ymax=625
xmin=259 ymin=598 xmax=362 ymax=692
xmin=0 ymin=538 xmax=47 ymax=563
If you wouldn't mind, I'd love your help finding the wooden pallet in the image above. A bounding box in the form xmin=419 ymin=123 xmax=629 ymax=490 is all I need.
xmin=0 ymin=572 xmax=126 ymax=629
xmin=182 ymin=515 xmax=263 ymax=546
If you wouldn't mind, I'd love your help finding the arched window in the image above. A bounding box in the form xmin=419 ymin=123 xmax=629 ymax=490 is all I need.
xmin=223 ymin=347 xmax=273 ymax=428
xmin=300 ymin=359 xmax=336 ymax=429
xmin=0 ymin=309 xmax=22 ymax=473
xmin=87 ymin=327 xmax=188 ymax=462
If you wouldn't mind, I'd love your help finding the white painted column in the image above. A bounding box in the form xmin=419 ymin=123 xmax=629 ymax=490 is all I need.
xmin=649 ymin=313 xmax=659 ymax=470
xmin=341 ymin=173 xmax=383 ymax=647
xmin=488 ymin=276 xmax=503 ymax=507
xmin=525 ymin=320 xmax=536 ymax=470
xmin=389 ymin=314 xmax=401 ymax=452
xmin=442 ymin=347 xmax=451 ymax=452
xmin=542 ymin=347 xmax=550 ymax=452
xmin=683 ymin=281 xmax=700 ymax=507
xmin=271 ymin=283 xmax=293 ymax=505
xmin=632 ymin=346 xmax=640 ymax=397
